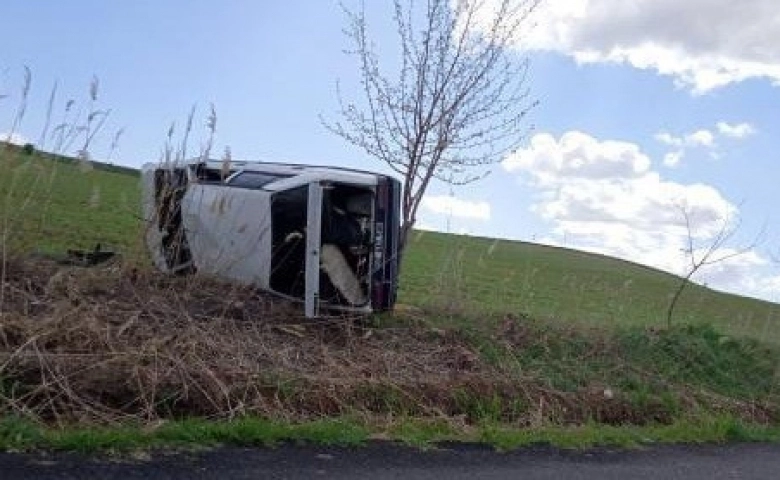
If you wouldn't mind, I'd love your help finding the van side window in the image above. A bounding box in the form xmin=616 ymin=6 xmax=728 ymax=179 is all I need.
xmin=192 ymin=164 xmax=231 ymax=183
xmin=228 ymin=171 xmax=290 ymax=189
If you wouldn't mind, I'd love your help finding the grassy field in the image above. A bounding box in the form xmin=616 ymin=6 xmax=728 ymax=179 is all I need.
xmin=1 ymin=142 xmax=778 ymax=343
xmin=401 ymin=231 xmax=780 ymax=343
xmin=0 ymin=144 xmax=141 ymax=254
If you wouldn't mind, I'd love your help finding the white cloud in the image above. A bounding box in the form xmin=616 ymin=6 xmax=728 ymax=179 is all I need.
xmin=413 ymin=221 xmax=438 ymax=232
xmin=689 ymin=249 xmax=780 ymax=303
xmin=716 ymin=121 xmax=756 ymax=139
xmin=501 ymin=131 xmax=780 ymax=299
xmin=503 ymin=131 xmax=650 ymax=185
xmin=663 ymin=151 xmax=683 ymax=168
xmin=655 ymin=129 xmax=714 ymax=149
xmin=690 ymin=249 xmax=765 ymax=289
xmin=505 ymin=131 xmax=735 ymax=239
xmin=510 ymin=0 xmax=780 ymax=92
xmin=655 ymin=132 xmax=682 ymax=148
xmin=687 ymin=130 xmax=714 ymax=147
xmin=422 ymin=195 xmax=491 ymax=221
xmin=1 ymin=132 xmax=29 ymax=146
xmin=654 ymin=121 xmax=754 ymax=167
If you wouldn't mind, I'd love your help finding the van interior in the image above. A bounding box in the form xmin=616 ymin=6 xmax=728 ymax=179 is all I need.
xmin=270 ymin=183 xmax=374 ymax=307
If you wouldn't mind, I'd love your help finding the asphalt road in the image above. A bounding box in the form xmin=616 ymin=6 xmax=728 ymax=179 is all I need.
xmin=3 ymin=442 xmax=780 ymax=479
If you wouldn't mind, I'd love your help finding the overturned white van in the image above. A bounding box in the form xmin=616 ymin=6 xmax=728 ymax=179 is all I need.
xmin=141 ymin=160 xmax=401 ymax=317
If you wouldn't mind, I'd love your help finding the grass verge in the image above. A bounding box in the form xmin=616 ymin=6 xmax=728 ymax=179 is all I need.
xmin=0 ymin=416 xmax=369 ymax=452
xmin=1 ymin=414 xmax=779 ymax=453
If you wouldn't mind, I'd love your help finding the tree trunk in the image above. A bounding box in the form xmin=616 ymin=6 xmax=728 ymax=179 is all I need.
xmin=396 ymin=219 xmax=414 ymax=277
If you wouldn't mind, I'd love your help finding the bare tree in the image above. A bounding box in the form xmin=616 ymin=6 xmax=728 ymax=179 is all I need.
xmin=327 ymin=0 xmax=539 ymax=256
xmin=666 ymin=204 xmax=759 ymax=327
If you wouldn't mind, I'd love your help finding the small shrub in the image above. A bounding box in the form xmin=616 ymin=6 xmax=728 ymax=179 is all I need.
xmin=21 ymin=143 xmax=35 ymax=155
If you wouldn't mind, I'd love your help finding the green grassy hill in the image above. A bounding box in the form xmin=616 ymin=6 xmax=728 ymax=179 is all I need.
xmin=0 ymin=143 xmax=140 ymax=254
xmin=401 ymin=231 xmax=780 ymax=342
xmin=2 ymin=142 xmax=777 ymax=342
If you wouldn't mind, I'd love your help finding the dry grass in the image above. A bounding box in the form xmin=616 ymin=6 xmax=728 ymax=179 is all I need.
xmin=0 ymin=255 xmax=489 ymax=424
xmin=1 ymin=255 xmax=776 ymax=430
xmin=3 ymin=255 xmax=749 ymax=428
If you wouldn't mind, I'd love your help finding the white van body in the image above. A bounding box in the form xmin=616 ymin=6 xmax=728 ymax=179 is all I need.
xmin=141 ymin=160 xmax=401 ymax=317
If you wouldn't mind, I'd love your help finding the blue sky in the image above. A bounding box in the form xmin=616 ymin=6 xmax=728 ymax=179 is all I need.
xmin=1 ymin=0 xmax=779 ymax=301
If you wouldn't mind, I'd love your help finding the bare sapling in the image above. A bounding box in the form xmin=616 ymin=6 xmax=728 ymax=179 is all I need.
xmin=326 ymin=0 xmax=539 ymax=263
xmin=666 ymin=203 xmax=760 ymax=327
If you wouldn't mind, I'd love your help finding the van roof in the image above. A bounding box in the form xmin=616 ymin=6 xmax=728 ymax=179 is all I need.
xmin=199 ymin=159 xmax=393 ymax=180
xmin=193 ymin=159 xmax=395 ymax=188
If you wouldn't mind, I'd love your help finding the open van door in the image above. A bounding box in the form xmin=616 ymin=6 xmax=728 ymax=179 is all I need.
xmin=304 ymin=182 xmax=323 ymax=318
